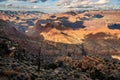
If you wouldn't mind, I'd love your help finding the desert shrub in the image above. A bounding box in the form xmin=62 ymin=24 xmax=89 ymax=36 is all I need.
xmin=43 ymin=63 xmax=58 ymax=70
xmin=31 ymin=74 xmax=38 ymax=80
xmin=74 ymin=73 xmax=80 ymax=78
xmin=107 ymin=76 xmax=116 ymax=80
xmin=90 ymin=69 xmax=105 ymax=80
xmin=55 ymin=60 xmax=64 ymax=67
xmin=0 ymin=41 xmax=10 ymax=56
xmin=0 ymin=70 xmax=19 ymax=80
xmin=14 ymin=48 xmax=26 ymax=61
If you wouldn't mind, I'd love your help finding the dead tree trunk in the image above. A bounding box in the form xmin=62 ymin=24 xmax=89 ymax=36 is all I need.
xmin=37 ymin=47 xmax=41 ymax=72
xmin=81 ymin=44 xmax=87 ymax=56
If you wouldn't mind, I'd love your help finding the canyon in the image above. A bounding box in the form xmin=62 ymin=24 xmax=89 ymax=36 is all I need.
xmin=0 ymin=10 xmax=120 ymax=80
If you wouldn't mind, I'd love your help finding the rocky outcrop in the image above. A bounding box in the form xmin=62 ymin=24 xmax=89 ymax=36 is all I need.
xmin=0 ymin=19 xmax=43 ymax=55
xmin=0 ymin=54 xmax=120 ymax=80
xmin=84 ymin=32 xmax=120 ymax=56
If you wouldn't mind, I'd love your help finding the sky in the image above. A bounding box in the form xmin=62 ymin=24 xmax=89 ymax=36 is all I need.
xmin=0 ymin=0 xmax=120 ymax=13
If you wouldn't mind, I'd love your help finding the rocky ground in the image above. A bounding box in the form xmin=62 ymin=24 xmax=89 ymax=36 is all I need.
xmin=0 ymin=36 xmax=120 ymax=80
xmin=0 ymin=53 xmax=120 ymax=80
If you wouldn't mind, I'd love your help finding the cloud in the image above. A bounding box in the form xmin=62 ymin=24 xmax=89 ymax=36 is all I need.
xmin=54 ymin=0 xmax=114 ymax=13
xmin=0 ymin=0 xmax=7 ymax=2
xmin=56 ymin=0 xmax=110 ymax=8
xmin=0 ymin=0 xmax=48 ymax=3
xmin=12 ymin=0 xmax=39 ymax=3
xmin=56 ymin=0 xmax=70 ymax=6
xmin=30 ymin=0 xmax=38 ymax=3
xmin=0 ymin=0 xmax=119 ymax=13
xmin=96 ymin=0 xmax=109 ymax=4
xmin=68 ymin=0 xmax=93 ymax=8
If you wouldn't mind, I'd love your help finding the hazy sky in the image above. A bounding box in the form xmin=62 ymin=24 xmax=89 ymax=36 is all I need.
xmin=0 ymin=0 xmax=120 ymax=13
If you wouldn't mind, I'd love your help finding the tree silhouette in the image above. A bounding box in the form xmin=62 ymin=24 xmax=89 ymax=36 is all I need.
xmin=37 ymin=47 xmax=41 ymax=72
xmin=81 ymin=44 xmax=87 ymax=56
xmin=67 ymin=52 xmax=71 ymax=57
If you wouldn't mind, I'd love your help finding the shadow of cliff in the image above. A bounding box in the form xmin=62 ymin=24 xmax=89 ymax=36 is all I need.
xmin=108 ymin=24 xmax=120 ymax=30
xmin=61 ymin=21 xmax=86 ymax=29
xmin=56 ymin=17 xmax=86 ymax=29
xmin=34 ymin=18 xmax=86 ymax=33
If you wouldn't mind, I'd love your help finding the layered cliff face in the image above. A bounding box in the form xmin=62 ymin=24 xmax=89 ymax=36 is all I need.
xmin=1 ymin=13 xmax=120 ymax=57
xmin=0 ymin=19 xmax=23 ymax=38
xmin=1 ymin=10 xmax=120 ymax=57
xmin=0 ymin=19 xmax=44 ymax=55
xmin=24 ymin=10 xmax=120 ymax=57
